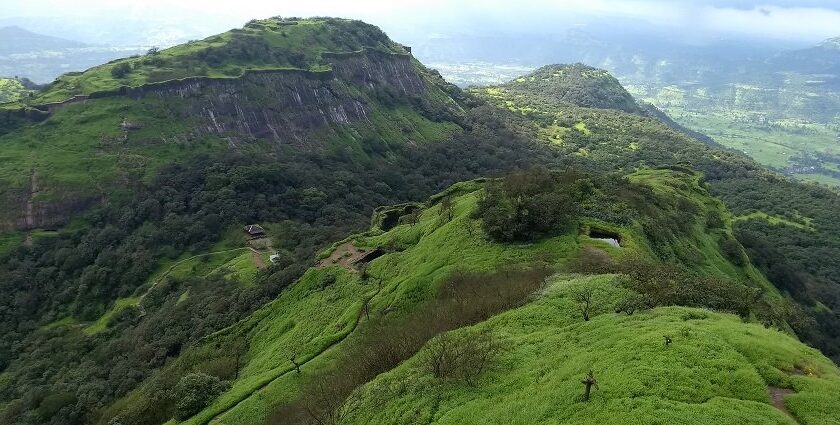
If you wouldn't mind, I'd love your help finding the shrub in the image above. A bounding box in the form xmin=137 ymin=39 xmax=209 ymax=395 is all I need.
xmin=171 ymin=373 xmax=229 ymax=420
xmin=111 ymin=62 xmax=132 ymax=79
xmin=474 ymin=167 xmax=582 ymax=242
xmin=423 ymin=328 xmax=502 ymax=385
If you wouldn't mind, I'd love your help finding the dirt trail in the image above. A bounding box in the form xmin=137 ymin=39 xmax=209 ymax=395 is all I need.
xmin=317 ymin=242 xmax=372 ymax=271
xmin=251 ymin=250 xmax=267 ymax=269
xmin=768 ymin=387 xmax=799 ymax=424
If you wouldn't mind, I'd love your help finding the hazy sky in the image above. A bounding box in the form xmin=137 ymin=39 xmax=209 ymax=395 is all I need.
xmin=5 ymin=0 xmax=840 ymax=45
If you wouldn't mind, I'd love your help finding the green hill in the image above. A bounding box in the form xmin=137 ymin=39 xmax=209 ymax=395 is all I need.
xmin=2 ymin=18 xmax=840 ymax=425
xmin=0 ymin=17 xmax=461 ymax=232
xmin=22 ymin=18 xmax=407 ymax=105
xmin=496 ymin=64 xmax=645 ymax=114
xmin=101 ymin=172 xmax=839 ymax=425
xmin=347 ymin=299 xmax=839 ymax=425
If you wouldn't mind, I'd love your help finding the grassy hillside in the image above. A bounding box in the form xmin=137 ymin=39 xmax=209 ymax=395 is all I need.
xmin=473 ymin=68 xmax=840 ymax=364
xmin=3 ymin=23 xmax=840 ymax=425
xmin=347 ymin=282 xmax=840 ymax=424
xmin=97 ymin=168 xmax=811 ymax=425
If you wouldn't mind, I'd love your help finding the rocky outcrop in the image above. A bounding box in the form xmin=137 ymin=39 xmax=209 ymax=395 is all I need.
xmin=0 ymin=170 xmax=98 ymax=231
xmin=128 ymin=51 xmax=430 ymax=144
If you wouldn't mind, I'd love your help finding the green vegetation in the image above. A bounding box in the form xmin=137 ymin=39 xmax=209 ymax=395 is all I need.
xmin=346 ymin=280 xmax=840 ymax=424
xmin=99 ymin=168 xmax=807 ymax=425
xmin=0 ymin=78 xmax=31 ymax=103
xmin=83 ymin=297 xmax=140 ymax=335
xmin=22 ymin=18 xmax=406 ymax=105
xmin=627 ymin=84 xmax=840 ymax=185
xmin=3 ymin=19 xmax=840 ymax=425
xmin=499 ymin=64 xmax=645 ymax=113
xmin=733 ymin=212 xmax=815 ymax=232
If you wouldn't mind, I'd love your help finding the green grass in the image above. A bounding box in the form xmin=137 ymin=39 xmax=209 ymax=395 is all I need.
xmin=0 ymin=95 xmax=227 ymax=206
xmin=40 ymin=316 xmax=80 ymax=331
xmin=626 ymin=169 xmax=776 ymax=293
xmin=0 ymin=232 xmax=23 ymax=255
xmin=178 ymin=186 xmax=580 ymax=425
xmin=84 ymin=297 xmax=140 ymax=335
xmin=117 ymin=172 xmax=770 ymax=424
xmin=797 ymin=173 xmax=840 ymax=187
xmin=345 ymin=274 xmax=840 ymax=424
xmin=574 ymin=121 xmax=593 ymax=136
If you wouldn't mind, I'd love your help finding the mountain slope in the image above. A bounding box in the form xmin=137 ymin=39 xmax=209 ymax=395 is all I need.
xmin=0 ymin=17 xmax=462 ymax=232
xmin=2 ymin=20 xmax=840 ymax=425
xmin=0 ymin=26 xmax=86 ymax=55
xmin=99 ymin=170 xmax=833 ymax=425
xmin=348 ymin=289 xmax=840 ymax=425
xmin=473 ymin=66 xmax=840 ymax=365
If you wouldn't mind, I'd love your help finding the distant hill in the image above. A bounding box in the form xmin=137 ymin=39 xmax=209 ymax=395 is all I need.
xmin=487 ymin=64 xmax=644 ymax=114
xmin=0 ymin=26 xmax=86 ymax=55
xmin=768 ymin=36 xmax=840 ymax=76
xmin=0 ymin=26 xmax=143 ymax=84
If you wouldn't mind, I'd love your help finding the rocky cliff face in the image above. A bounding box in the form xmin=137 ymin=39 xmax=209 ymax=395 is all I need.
xmin=129 ymin=51 xmax=431 ymax=144
xmin=0 ymin=50 xmax=453 ymax=232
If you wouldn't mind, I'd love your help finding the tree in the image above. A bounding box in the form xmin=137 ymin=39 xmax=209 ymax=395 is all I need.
xmin=288 ymin=350 xmax=302 ymax=374
xmin=147 ymin=46 xmax=160 ymax=55
xmin=474 ymin=167 xmax=581 ymax=242
xmin=581 ymin=370 xmax=598 ymax=402
xmin=573 ymin=287 xmax=597 ymax=321
xmin=171 ymin=373 xmax=229 ymax=420
xmin=440 ymin=196 xmax=454 ymax=222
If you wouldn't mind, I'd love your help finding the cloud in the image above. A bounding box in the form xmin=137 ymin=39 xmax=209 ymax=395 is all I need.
xmin=6 ymin=0 xmax=840 ymax=43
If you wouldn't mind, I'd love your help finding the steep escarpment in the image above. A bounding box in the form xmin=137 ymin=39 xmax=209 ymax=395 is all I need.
xmin=0 ymin=23 xmax=461 ymax=232
xmin=126 ymin=51 xmax=439 ymax=144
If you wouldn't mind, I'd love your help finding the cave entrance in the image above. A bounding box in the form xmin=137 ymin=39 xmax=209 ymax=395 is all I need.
xmin=380 ymin=205 xmax=421 ymax=231
xmin=354 ymin=247 xmax=386 ymax=265
xmin=588 ymin=228 xmax=621 ymax=248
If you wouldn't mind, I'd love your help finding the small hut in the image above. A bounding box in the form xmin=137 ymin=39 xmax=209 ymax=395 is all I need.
xmin=244 ymin=224 xmax=267 ymax=239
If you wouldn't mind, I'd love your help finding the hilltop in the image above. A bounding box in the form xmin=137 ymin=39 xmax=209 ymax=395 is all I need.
xmin=0 ymin=17 xmax=461 ymax=232
xmin=488 ymin=63 xmax=644 ymax=114
xmin=22 ymin=17 xmax=408 ymax=105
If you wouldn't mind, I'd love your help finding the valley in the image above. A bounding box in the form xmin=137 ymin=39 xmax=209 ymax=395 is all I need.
xmin=423 ymin=36 xmax=840 ymax=186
